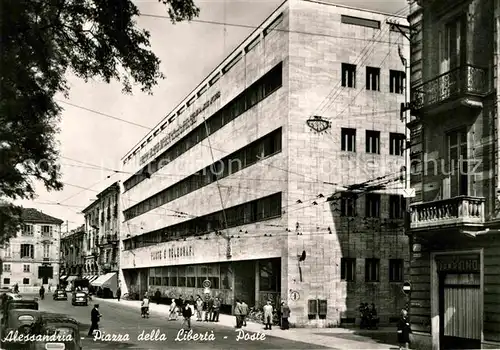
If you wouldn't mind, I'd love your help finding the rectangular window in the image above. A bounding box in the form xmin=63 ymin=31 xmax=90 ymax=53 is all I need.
xmin=389 ymin=259 xmax=403 ymax=282
xmin=365 ymin=193 xmax=381 ymax=217
xmin=340 ymin=192 xmax=357 ymax=217
xmin=366 ymin=67 xmax=380 ymax=91
xmin=23 ymin=278 xmax=29 ymax=285
xmin=341 ymin=128 xmax=356 ymax=152
xmin=441 ymin=16 xmax=465 ymax=73
xmin=43 ymin=244 xmax=50 ymax=258
xmin=447 ymin=127 xmax=468 ymax=197
xmin=366 ymin=130 xmax=380 ymax=154
xmin=365 ymin=258 xmax=380 ymax=282
xmin=22 ymin=225 xmax=33 ymax=236
xmin=341 ymin=63 xmax=356 ymax=88
xmin=41 ymin=225 xmax=53 ymax=237
xmin=3 ymin=278 xmax=10 ymax=285
xmin=23 ymin=264 xmax=30 ymax=273
xmin=20 ymin=244 xmax=34 ymax=259
xmin=341 ymin=258 xmax=356 ymax=282
xmin=3 ymin=264 xmax=11 ymax=272
xmin=389 ymin=70 xmax=405 ymax=94
xmin=390 ymin=133 xmax=406 ymax=156
xmin=389 ymin=195 xmax=405 ymax=219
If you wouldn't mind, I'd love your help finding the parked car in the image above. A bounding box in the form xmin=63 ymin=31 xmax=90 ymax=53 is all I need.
xmin=0 ymin=287 xmax=12 ymax=294
xmin=71 ymin=291 xmax=88 ymax=306
xmin=28 ymin=312 xmax=82 ymax=350
xmin=2 ymin=299 xmax=39 ymax=316
xmin=5 ymin=292 xmax=22 ymax=301
xmin=53 ymin=289 xmax=68 ymax=301
xmin=0 ymin=309 xmax=42 ymax=348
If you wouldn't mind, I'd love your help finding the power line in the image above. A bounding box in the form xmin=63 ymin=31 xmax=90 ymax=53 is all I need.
xmin=139 ymin=12 xmax=410 ymax=45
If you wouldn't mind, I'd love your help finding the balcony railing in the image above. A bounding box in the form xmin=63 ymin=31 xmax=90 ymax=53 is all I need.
xmin=411 ymin=65 xmax=488 ymax=112
xmin=410 ymin=196 xmax=485 ymax=230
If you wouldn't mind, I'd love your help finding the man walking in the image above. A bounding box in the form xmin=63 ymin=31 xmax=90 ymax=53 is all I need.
xmin=212 ymin=297 xmax=221 ymax=322
xmin=263 ymin=300 xmax=273 ymax=330
xmin=204 ymin=295 xmax=213 ymax=322
xmin=88 ymin=304 xmax=101 ymax=336
xmin=116 ymin=287 xmax=121 ymax=302
xmin=240 ymin=299 xmax=249 ymax=327
xmin=182 ymin=302 xmax=193 ymax=330
xmin=234 ymin=299 xmax=243 ymax=328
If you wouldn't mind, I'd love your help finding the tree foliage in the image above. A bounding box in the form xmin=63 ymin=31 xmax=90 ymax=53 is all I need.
xmin=0 ymin=0 xmax=200 ymax=239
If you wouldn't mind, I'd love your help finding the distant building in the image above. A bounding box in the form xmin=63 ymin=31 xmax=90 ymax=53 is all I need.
xmin=119 ymin=0 xmax=410 ymax=327
xmin=81 ymin=182 xmax=120 ymax=295
xmin=60 ymin=225 xmax=85 ymax=284
xmin=0 ymin=208 xmax=63 ymax=292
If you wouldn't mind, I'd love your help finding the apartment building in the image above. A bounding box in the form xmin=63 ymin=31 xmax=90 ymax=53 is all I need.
xmin=0 ymin=208 xmax=63 ymax=292
xmin=60 ymin=225 xmax=85 ymax=284
xmin=120 ymin=0 xmax=410 ymax=327
xmin=81 ymin=182 xmax=120 ymax=295
xmin=408 ymin=0 xmax=500 ymax=348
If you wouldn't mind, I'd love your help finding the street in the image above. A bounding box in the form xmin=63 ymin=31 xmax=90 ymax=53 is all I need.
xmin=31 ymin=295 xmax=334 ymax=349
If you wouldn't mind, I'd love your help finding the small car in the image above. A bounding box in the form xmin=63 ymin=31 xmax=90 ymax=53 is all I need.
xmin=0 ymin=286 xmax=12 ymax=293
xmin=0 ymin=308 xmax=42 ymax=348
xmin=28 ymin=312 xmax=82 ymax=350
xmin=71 ymin=291 xmax=88 ymax=306
xmin=53 ymin=289 xmax=68 ymax=301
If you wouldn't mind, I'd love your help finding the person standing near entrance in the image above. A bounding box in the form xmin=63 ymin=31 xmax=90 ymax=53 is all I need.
xmin=397 ymin=309 xmax=412 ymax=350
xmin=234 ymin=300 xmax=243 ymax=328
xmin=280 ymin=302 xmax=290 ymax=330
xmin=212 ymin=297 xmax=221 ymax=322
xmin=263 ymin=300 xmax=273 ymax=330
xmin=88 ymin=304 xmax=101 ymax=336
xmin=240 ymin=299 xmax=249 ymax=326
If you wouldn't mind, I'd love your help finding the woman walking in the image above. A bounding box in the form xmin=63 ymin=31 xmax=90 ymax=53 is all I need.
xmin=397 ymin=309 xmax=412 ymax=350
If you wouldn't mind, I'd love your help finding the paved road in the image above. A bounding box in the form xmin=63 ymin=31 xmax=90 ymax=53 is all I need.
xmin=34 ymin=296 xmax=333 ymax=349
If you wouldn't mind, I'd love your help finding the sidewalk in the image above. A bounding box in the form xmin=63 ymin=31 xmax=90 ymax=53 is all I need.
xmin=93 ymin=297 xmax=399 ymax=349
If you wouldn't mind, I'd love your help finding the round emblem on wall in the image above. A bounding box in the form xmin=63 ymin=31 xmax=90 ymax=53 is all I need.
xmin=290 ymin=291 xmax=300 ymax=301
xmin=202 ymin=279 xmax=211 ymax=288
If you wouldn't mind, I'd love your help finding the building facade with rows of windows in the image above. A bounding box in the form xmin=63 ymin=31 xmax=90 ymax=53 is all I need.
xmin=0 ymin=208 xmax=63 ymax=293
xmin=120 ymin=0 xmax=410 ymax=327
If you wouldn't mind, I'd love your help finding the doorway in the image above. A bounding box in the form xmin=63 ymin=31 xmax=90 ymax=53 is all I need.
xmin=439 ymin=272 xmax=481 ymax=349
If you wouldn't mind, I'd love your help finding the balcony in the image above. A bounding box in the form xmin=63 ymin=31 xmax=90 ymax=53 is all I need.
xmin=411 ymin=65 xmax=488 ymax=115
xmin=410 ymin=196 xmax=485 ymax=231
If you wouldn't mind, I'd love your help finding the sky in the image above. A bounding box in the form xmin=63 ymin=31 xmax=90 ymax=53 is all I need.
xmin=15 ymin=0 xmax=409 ymax=231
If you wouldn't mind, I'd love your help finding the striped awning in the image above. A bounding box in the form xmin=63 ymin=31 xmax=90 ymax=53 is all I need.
xmin=88 ymin=275 xmax=99 ymax=282
xmin=83 ymin=275 xmax=89 ymax=279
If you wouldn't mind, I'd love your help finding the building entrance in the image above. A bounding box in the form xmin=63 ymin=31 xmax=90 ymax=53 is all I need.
xmin=437 ymin=254 xmax=481 ymax=350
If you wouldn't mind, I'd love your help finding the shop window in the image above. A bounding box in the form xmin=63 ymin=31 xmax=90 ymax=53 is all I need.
xmin=169 ymin=268 xmax=177 ymax=287
xmin=186 ymin=266 xmax=196 ymax=287
xmin=162 ymin=277 xmax=169 ymax=286
xmin=308 ymin=299 xmax=318 ymax=319
xmin=154 ymin=277 xmax=161 ymax=285
xmin=259 ymin=260 xmax=279 ymax=292
xmin=209 ymin=277 xmax=220 ymax=289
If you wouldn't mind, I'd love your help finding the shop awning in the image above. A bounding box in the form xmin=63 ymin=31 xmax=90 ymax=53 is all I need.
xmin=66 ymin=276 xmax=78 ymax=282
xmin=88 ymin=275 xmax=98 ymax=282
xmin=91 ymin=272 xmax=117 ymax=288
xmin=83 ymin=275 xmax=89 ymax=279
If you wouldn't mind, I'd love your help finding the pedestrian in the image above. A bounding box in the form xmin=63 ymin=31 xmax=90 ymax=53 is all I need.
xmin=205 ymin=295 xmax=213 ymax=322
xmin=369 ymin=303 xmax=379 ymax=329
xmin=155 ymin=289 xmax=161 ymax=305
xmin=397 ymin=309 xmax=412 ymax=350
xmin=182 ymin=302 xmax=193 ymax=330
xmin=234 ymin=299 xmax=243 ymax=328
xmin=189 ymin=295 xmax=195 ymax=319
xmin=87 ymin=304 xmax=101 ymax=336
xmin=263 ymin=300 xmax=273 ymax=330
xmin=240 ymin=299 xmax=249 ymax=326
xmin=39 ymin=285 xmax=45 ymax=300
xmin=168 ymin=299 xmax=177 ymax=320
xmin=280 ymin=302 xmax=290 ymax=330
xmin=14 ymin=284 xmax=18 ymax=293
xmin=116 ymin=287 xmax=121 ymax=302
xmin=141 ymin=293 xmax=150 ymax=318
xmin=195 ymin=295 xmax=203 ymax=321
xmin=212 ymin=296 xmax=221 ymax=322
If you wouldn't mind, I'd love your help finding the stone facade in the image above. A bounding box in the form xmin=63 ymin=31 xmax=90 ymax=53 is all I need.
xmin=60 ymin=225 xmax=85 ymax=277
xmin=120 ymin=0 xmax=409 ymax=327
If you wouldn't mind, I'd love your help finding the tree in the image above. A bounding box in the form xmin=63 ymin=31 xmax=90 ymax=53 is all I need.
xmin=0 ymin=0 xmax=200 ymax=240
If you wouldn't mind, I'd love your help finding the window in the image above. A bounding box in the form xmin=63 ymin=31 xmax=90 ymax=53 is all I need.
xmin=366 ymin=67 xmax=380 ymax=91
xmin=341 ymin=15 xmax=381 ymax=29
xmin=41 ymin=225 xmax=52 ymax=237
xmin=3 ymin=264 xmax=11 ymax=272
xmin=23 ymin=264 xmax=30 ymax=272
xmin=341 ymin=63 xmax=356 ymax=88
xmin=22 ymin=224 xmax=33 ymax=236
xmin=341 ymin=258 xmax=356 ymax=281
xmin=340 ymin=192 xmax=357 ymax=217
xmin=389 ymin=195 xmax=405 ymax=219
xmin=20 ymin=244 xmax=34 ymax=259
xmin=43 ymin=244 xmax=50 ymax=258
xmin=4 ymin=244 xmax=11 ymax=258
xmin=23 ymin=278 xmax=29 ymax=285
xmin=365 ymin=194 xmax=381 ymax=217
xmin=366 ymin=130 xmax=380 ymax=154
xmin=341 ymin=128 xmax=356 ymax=152
xmin=441 ymin=16 xmax=465 ymax=73
xmin=389 ymin=259 xmax=403 ymax=282
xmin=3 ymin=278 xmax=10 ymax=285
xmin=389 ymin=70 xmax=405 ymax=94
xmin=447 ymin=128 xmax=468 ymax=197
xmin=365 ymin=258 xmax=380 ymax=282
xmin=390 ymin=133 xmax=406 ymax=156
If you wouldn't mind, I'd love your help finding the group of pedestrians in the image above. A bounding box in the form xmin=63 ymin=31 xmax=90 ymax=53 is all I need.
xmin=233 ymin=299 xmax=249 ymax=328
xmin=359 ymin=302 xmax=379 ymax=329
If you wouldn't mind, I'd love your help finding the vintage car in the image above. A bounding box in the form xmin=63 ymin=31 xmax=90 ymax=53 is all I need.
xmin=0 ymin=286 xmax=12 ymax=293
xmin=2 ymin=299 xmax=39 ymax=317
xmin=71 ymin=291 xmax=88 ymax=306
xmin=28 ymin=312 xmax=82 ymax=350
xmin=0 ymin=308 xmax=42 ymax=348
xmin=53 ymin=289 xmax=68 ymax=301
